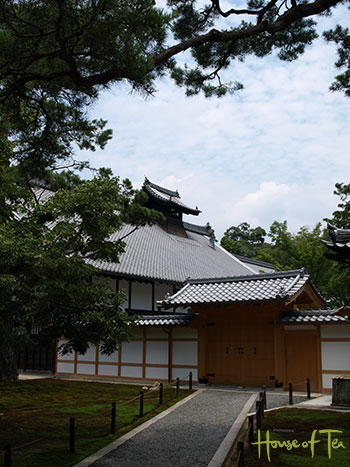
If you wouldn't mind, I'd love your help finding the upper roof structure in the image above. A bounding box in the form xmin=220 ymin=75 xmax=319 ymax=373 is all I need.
xmin=159 ymin=269 xmax=325 ymax=307
xmin=322 ymin=223 xmax=350 ymax=262
xmin=143 ymin=178 xmax=201 ymax=216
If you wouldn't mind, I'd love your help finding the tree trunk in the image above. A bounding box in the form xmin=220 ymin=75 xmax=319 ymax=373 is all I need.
xmin=0 ymin=322 xmax=18 ymax=381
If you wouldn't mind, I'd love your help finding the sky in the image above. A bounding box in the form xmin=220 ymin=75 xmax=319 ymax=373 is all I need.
xmin=77 ymin=2 xmax=350 ymax=241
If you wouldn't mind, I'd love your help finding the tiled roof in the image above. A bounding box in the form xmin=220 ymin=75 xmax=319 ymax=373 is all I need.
xmin=278 ymin=310 xmax=350 ymax=324
xmin=160 ymin=269 xmax=321 ymax=306
xmin=88 ymin=223 xmax=255 ymax=283
xmin=144 ymin=179 xmax=201 ymax=215
xmin=135 ymin=313 xmax=195 ymax=326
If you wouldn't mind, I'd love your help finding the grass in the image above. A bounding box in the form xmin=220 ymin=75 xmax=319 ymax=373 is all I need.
xmin=227 ymin=407 xmax=350 ymax=467
xmin=0 ymin=378 xmax=193 ymax=467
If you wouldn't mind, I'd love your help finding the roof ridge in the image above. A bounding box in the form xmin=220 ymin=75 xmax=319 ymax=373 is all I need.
xmin=185 ymin=269 xmax=306 ymax=285
xmin=144 ymin=177 xmax=179 ymax=198
xmin=233 ymin=254 xmax=274 ymax=269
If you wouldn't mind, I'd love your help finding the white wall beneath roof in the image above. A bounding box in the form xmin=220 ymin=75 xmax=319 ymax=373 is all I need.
xmin=321 ymin=325 xmax=350 ymax=338
xmin=172 ymin=341 xmax=197 ymax=366
xmin=320 ymin=324 xmax=350 ymax=389
xmin=131 ymin=281 xmax=153 ymax=310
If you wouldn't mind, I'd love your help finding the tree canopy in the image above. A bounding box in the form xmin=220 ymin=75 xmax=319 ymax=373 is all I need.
xmin=0 ymin=0 xmax=349 ymax=170
xmin=221 ymin=184 xmax=350 ymax=307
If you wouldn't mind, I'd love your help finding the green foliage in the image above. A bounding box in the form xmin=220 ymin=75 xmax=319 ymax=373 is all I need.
xmin=324 ymin=23 xmax=350 ymax=97
xmin=220 ymin=219 xmax=347 ymax=305
xmin=325 ymin=182 xmax=350 ymax=228
xmin=0 ymin=166 xmax=164 ymax=362
xmin=220 ymin=222 xmax=267 ymax=258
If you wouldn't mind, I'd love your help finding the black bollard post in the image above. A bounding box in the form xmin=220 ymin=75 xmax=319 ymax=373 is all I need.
xmin=248 ymin=415 xmax=254 ymax=449
xmin=289 ymin=382 xmax=293 ymax=405
xmin=256 ymin=400 xmax=262 ymax=430
xmin=111 ymin=402 xmax=116 ymax=434
xmin=139 ymin=391 xmax=144 ymax=417
xmin=176 ymin=377 xmax=180 ymax=398
xmin=189 ymin=372 xmax=193 ymax=390
xmin=306 ymin=378 xmax=311 ymax=399
xmin=259 ymin=392 xmax=264 ymax=419
xmin=237 ymin=441 xmax=244 ymax=467
xmin=4 ymin=445 xmax=11 ymax=467
xmin=262 ymin=385 xmax=267 ymax=409
xmin=159 ymin=383 xmax=163 ymax=405
xmin=69 ymin=417 xmax=75 ymax=453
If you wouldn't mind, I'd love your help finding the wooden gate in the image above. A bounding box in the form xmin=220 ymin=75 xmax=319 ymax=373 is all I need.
xmin=285 ymin=331 xmax=319 ymax=391
xmin=205 ymin=311 xmax=274 ymax=386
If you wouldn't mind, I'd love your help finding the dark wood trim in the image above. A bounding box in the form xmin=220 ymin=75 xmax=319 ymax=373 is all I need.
xmin=152 ymin=282 xmax=155 ymax=312
xmin=142 ymin=328 xmax=146 ymax=378
xmin=168 ymin=328 xmax=173 ymax=382
xmin=128 ymin=280 xmax=132 ymax=309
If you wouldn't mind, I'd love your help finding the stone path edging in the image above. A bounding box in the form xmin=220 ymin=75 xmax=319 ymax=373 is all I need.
xmin=207 ymin=393 xmax=257 ymax=467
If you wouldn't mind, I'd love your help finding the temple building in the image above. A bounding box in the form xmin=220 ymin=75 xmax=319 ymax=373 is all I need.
xmin=53 ymin=179 xmax=350 ymax=391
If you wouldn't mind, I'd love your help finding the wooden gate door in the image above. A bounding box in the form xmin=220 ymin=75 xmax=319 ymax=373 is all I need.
xmin=206 ymin=314 xmax=242 ymax=384
xmin=206 ymin=311 xmax=275 ymax=386
xmin=285 ymin=331 xmax=319 ymax=391
xmin=241 ymin=313 xmax=275 ymax=387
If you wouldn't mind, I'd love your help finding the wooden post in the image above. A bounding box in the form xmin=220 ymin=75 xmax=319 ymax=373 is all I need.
xmin=262 ymin=385 xmax=267 ymax=409
xmin=289 ymin=382 xmax=293 ymax=405
xmin=237 ymin=441 xmax=244 ymax=467
xmin=306 ymin=378 xmax=311 ymax=399
xmin=69 ymin=417 xmax=75 ymax=453
xmin=189 ymin=372 xmax=193 ymax=390
xmin=139 ymin=391 xmax=144 ymax=417
xmin=159 ymin=383 xmax=163 ymax=405
xmin=111 ymin=402 xmax=116 ymax=434
xmin=248 ymin=415 xmax=254 ymax=450
xmin=4 ymin=445 xmax=11 ymax=467
xmin=259 ymin=392 xmax=264 ymax=419
xmin=176 ymin=377 xmax=180 ymax=398
xmin=256 ymin=400 xmax=262 ymax=430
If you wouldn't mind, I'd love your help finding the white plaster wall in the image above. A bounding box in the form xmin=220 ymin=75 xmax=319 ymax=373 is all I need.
xmin=121 ymin=341 xmax=143 ymax=364
xmin=98 ymin=350 xmax=118 ymax=363
xmin=146 ymin=328 xmax=168 ymax=339
xmin=77 ymin=345 xmax=96 ymax=362
xmin=119 ymin=279 xmax=129 ymax=309
xmin=146 ymin=341 xmax=168 ymax=365
xmin=57 ymin=340 xmax=74 ymax=360
xmin=131 ymin=282 xmax=152 ymax=310
xmin=321 ymin=374 xmax=350 ymax=389
xmin=120 ymin=366 xmax=143 ymax=378
xmin=57 ymin=362 xmax=74 ymax=373
xmin=172 ymin=342 xmax=198 ymax=366
xmin=145 ymin=366 xmax=168 ymax=380
xmin=173 ymin=328 xmax=197 ymax=339
xmin=98 ymin=365 xmax=119 ymax=377
xmin=321 ymin=342 xmax=350 ymax=370
xmin=76 ymin=363 xmax=95 ymax=375
xmin=172 ymin=368 xmax=198 ymax=381
xmin=321 ymin=325 xmax=350 ymax=338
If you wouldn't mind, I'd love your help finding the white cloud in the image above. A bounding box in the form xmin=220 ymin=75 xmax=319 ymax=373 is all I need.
xmin=76 ymin=4 xmax=350 ymax=241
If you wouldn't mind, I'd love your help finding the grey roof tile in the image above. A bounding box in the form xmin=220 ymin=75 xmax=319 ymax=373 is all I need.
xmin=278 ymin=310 xmax=349 ymax=324
xmin=88 ymin=223 xmax=255 ymax=283
xmin=135 ymin=313 xmax=195 ymax=326
xmin=160 ymin=269 xmax=321 ymax=306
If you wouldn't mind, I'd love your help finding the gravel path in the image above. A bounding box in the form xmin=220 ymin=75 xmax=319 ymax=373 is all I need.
xmin=91 ymin=389 xmax=311 ymax=467
xmin=92 ymin=390 xmax=255 ymax=467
